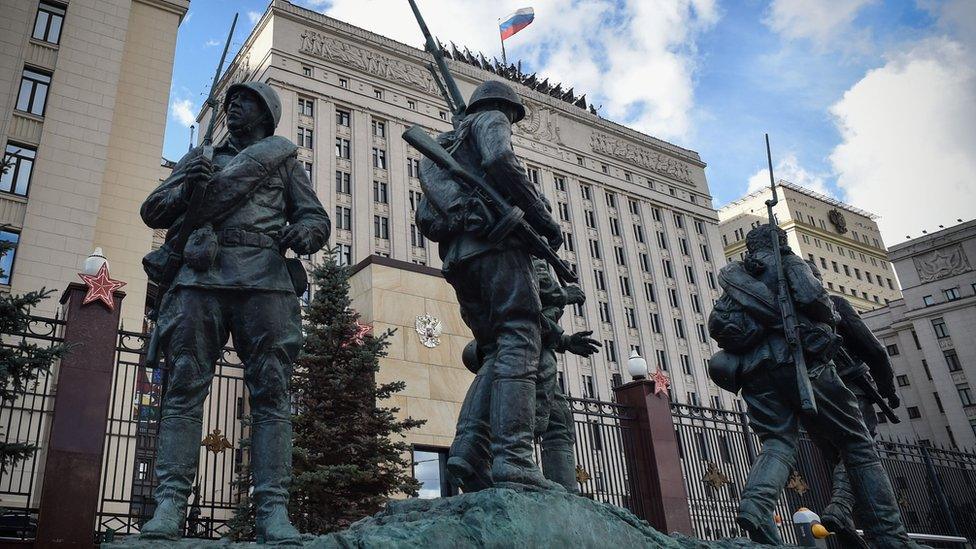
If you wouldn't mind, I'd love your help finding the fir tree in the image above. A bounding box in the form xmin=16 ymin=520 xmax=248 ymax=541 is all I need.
xmin=289 ymin=254 xmax=425 ymax=534
xmin=225 ymin=415 xmax=256 ymax=541
xmin=0 ymin=230 xmax=68 ymax=473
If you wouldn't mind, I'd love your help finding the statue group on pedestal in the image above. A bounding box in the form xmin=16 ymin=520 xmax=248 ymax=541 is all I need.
xmin=708 ymin=224 xmax=919 ymax=548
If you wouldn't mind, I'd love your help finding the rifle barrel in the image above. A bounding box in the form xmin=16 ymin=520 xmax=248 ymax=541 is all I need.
xmin=203 ymin=13 xmax=239 ymax=146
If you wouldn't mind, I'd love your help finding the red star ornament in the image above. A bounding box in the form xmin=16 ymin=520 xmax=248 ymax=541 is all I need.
xmin=650 ymin=369 xmax=671 ymax=398
xmin=78 ymin=263 xmax=126 ymax=311
xmin=342 ymin=320 xmax=373 ymax=348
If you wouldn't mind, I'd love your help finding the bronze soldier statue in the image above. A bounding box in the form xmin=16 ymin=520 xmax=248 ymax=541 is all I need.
xmin=139 ymin=81 xmax=330 ymax=543
xmin=415 ymin=80 xmax=564 ymax=490
xmin=456 ymin=259 xmax=600 ymax=492
xmin=805 ymin=261 xmax=902 ymax=547
xmin=707 ymin=224 xmax=920 ymax=548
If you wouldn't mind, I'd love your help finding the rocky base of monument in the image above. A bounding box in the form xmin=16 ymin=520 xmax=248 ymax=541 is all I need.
xmin=106 ymin=486 xmax=787 ymax=548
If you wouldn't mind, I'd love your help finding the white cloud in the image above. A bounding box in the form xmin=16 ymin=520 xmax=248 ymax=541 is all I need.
xmin=829 ymin=38 xmax=976 ymax=243
xmin=247 ymin=11 xmax=262 ymax=25
xmin=302 ymin=0 xmax=718 ymax=141
xmin=764 ymin=0 xmax=875 ymax=49
xmin=204 ymin=38 xmax=220 ymax=47
xmin=170 ymin=98 xmax=197 ymax=128
xmin=746 ymin=152 xmax=833 ymax=196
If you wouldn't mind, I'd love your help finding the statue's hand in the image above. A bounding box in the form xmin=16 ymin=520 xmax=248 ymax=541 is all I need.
xmin=563 ymin=285 xmax=585 ymax=306
xmin=279 ymin=224 xmax=313 ymax=254
xmin=567 ymin=331 xmax=601 ymax=357
xmin=183 ymin=155 xmax=214 ymax=197
xmin=886 ymin=394 xmax=900 ymax=410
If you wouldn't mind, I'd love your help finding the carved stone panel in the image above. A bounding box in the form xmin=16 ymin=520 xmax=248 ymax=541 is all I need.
xmin=515 ymin=101 xmax=561 ymax=144
xmin=299 ymin=30 xmax=437 ymax=95
xmin=590 ymin=132 xmax=693 ymax=184
xmin=913 ymin=244 xmax=971 ymax=282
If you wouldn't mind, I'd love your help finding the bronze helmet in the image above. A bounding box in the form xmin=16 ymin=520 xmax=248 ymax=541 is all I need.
xmin=466 ymin=80 xmax=526 ymax=123
xmin=223 ymin=81 xmax=282 ymax=135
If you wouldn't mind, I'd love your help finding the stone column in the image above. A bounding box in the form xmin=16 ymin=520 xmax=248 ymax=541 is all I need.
xmin=35 ymin=282 xmax=125 ymax=546
xmin=613 ymin=379 xmax=693 ymax=535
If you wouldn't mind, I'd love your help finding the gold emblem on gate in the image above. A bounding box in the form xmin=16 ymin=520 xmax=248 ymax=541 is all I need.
xmin=201 ymin=428 xmax=233 ymax=454
xmin=786 ymin=470 xmax=809 ymax=496
xmin=575 ymin=465 xmax=591 ymax=484
xmin=702 ymin=461 xmax=729 ymax=489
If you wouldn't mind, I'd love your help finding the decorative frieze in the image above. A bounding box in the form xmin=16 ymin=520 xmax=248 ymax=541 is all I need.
xmin=299 ymin=30 xmax=437 ymax=95
xmin=591 ymin=132 xmax=693 ymax=184
xmin=913 ymin=244 xmax=971 ymax=282
xmin=514 ymin=100 xmax=562 ymax=144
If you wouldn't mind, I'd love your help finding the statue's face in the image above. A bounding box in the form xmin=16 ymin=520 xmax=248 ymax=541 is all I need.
xmin=226 ymin=89 xmax=266 ymax=135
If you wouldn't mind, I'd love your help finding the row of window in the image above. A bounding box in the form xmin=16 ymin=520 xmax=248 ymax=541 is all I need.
xmin=922 ymin=284 xmax=974 ymax=307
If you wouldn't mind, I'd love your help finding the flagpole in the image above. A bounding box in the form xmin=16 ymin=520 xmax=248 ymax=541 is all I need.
xmin=498 ymin=18 xmax=507 ymax=65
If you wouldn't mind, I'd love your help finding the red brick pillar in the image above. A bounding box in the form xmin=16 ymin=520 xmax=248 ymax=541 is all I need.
xmin=613 ymin=379 xmax=693 ymax=535
xmin=35 ymin=282 xmax=125 ymax=547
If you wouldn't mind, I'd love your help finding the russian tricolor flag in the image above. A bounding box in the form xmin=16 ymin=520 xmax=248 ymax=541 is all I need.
xmin=500 ymin=7 xmax=535 ymax=41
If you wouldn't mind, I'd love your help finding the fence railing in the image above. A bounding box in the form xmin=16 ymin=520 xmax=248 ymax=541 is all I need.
xmin=671 ymin=402 xmax=976 ymax=546
xmin=0 ymin=314 xmax=65 ymax=540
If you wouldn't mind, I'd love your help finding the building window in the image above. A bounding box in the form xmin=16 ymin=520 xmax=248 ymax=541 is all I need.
xmin=598 ymin=301 xmax=611 ymax=323
xmin=685 ymin=265 xmax=696 ymax=284
xmin=589 ymin=239 xmax=601 ymax=259
xmin=944 ymin=349 xmax=962 ymax=372
xmin=605 ymin=340 xmax=617 ymax=363
xmin=0 ymin=230 xmax=20 ymax=285
xmin=554 ymin=175 xmax=566 ymax=192
xmin=691 ymin=294 xmax=702 ymax=314
xmin=302 ymin=65 xmax=312 ymax=77
xmin=525 ymin=167 xmax=540 ymax=185
xmin=673 ymin=213 xmax=684 ymax=229
xmin=674 ymin=318 xmax=686 ymax=339
xmin=16 ymin=69 xmax=52 ymax=116
xmin=439 ymin=111 xmax=447 ymax=120
xmin=584 ymin=209 xmax=596 ymax=229
xmin=408 ymin=189 xmax=423 ymax=212
xmin=663 ymin=260 xmax=674 ymax=279
xmin=297 ymin=126 xmax=313 ymax=148
xmin=613 ymin=246 xmax=626 ymax=266
xmin=373 ymin=215 xmax=390 ymax=239
xmin=885 ymin=344 xmax=899 ymax=356
xmin=896 ymin=375 xmax=909 ymax=387
xmin=629 ymin=199 xmax=640 ymax=216
xmin=625 ymin=307 xmax=637 ymax=328
xmin=932 ymin=318 xmax=950 ymax=339
xmin=957 ymin=385 xmax=974 ymax=407
xmin=680 ymin=354 xmax=692 ymax=375
xmin=407 ymin=157 xmax=421 ymax=178
xmin=944 ymin=287 xmax=960 ymax=301
xmin=1 ymin=143 xmax=36 ymax=196
xmin=412 ymin=447 xmax=456 ymax=499
xmin=333 ymin=244 xmax=352 ymax=266
xmin=619 ymin=275 xmax=632 ymax=297
xmin=593 ymin=270 xmax=607 ymax=291
xmin=33 ymin=2 xmax=65 ymax=44
xmin=639 ymin=253 xmax=650 ymax=272
xmin=576 ymin=155 xmax=585 ymax=166
xmin=410 ymin=224 xmax=426 ymax=249
xmin=374 ymin=88 xmax=384 ymax=99
xmin=656 ymin=231 xmax=668 ymax=250
xmin=302 ymin=161 xmax=313 ymax=184
xmin=557 ymin=202 xmax=570 ymax=222
xmin=580 ymin=184 xmax=592 ymax=201
xmin=922 ymin=294 xmax=935 ymax=306
xmin=372 ymin=181 xmax=389 ymax=204
xmin=335 ymin=170 xmax=351 ymax=194
xmin=335 ymin=138 xmax=350 ymax=159
xmin=372 ymin=148 xmax=387 ymax=169
xmin=335 ymin=109 xmax=350 ymax=126
xmin=608 ymin=217 xmax=620 ymax=236
xmin=922 ymin=359 xmax=932 ymax=380
xmin=334 ymin=206 xmax=352 ymax=231
xmin=697 ymin=323 xmax=708 ymax=343
xmin=644 ymin=282 xmax=656 ymax=303
xmin=605 ymin=192 xmax=616 ymax=208
xmin=298 ymin=97 xmax=314 ymax=116
xmin=907 ymin=406 xmax=921 ymax=419
xmin=656 ymin=349 xmax=668 ymax=371
xmin=633 ymin=224 xmax=645 ymax=243
xmin=372 ymin=119 xmax=386 ymax=137
xmin=407 ymin=99 xmax=417 ymax=110
xmin=563 ymin=232 xmax=574 ymax=252
xmin=582 ymin=375 xmax=596 ymax=399
xmin=650 ymin=313 xmax=662 ymax=334
xmin=339 ymin=77 xmax=349 ymax=88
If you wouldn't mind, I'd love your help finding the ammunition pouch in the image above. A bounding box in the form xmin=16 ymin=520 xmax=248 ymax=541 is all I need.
xmin=184 ymin=224 xmax=218 ymax=272
xmin=143 ymin=244 xmax=171 ymax=286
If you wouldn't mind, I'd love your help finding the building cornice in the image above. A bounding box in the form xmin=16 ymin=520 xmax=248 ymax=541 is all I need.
xmin=133 ymin=0 xmax=190 ymax=22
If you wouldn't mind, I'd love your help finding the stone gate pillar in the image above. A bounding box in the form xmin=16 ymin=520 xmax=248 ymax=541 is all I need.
xmin=35 ymin=282 xmax=125 ymax=546
xmin=613 ymin=379 xmax=693 ymax=535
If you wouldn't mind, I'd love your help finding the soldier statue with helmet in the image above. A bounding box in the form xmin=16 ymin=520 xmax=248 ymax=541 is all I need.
xmin=414 ymin=79 xmax=565 ymax=491
xmin=707 ymin=224 xmax=922 ymax=548
xmin=138 ymin=80 xmax=330 ymax=543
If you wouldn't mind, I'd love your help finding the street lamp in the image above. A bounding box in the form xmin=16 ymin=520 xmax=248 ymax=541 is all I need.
xmin=627 ymin=349 xmax=648 ymax=381
xmin=83 ymin=247 xmax=108 ymax=275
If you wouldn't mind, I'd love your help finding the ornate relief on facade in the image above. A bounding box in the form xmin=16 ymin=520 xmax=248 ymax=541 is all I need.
xmin=299 ymin=30 xmax=437 ymax=95
xmin=590 ymin=132 xmax=693 ymax=184
xmin=515 ymin=101 xmax=561 ymax=144
xmin=913 ymin=244 xmax=971 ymax=282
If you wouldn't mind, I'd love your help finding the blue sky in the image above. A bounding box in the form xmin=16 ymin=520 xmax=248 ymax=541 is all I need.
xmin=163 ymin=0 xmax=976 ymax=244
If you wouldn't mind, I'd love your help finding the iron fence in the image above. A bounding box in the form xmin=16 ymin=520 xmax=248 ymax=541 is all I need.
xmin=94 ymin=328 xmax=248 ymax=540
xmin=672 ymin=402 xmax=976 ymax=546
xmin=0 ymin=314 xmax=64 ymax=541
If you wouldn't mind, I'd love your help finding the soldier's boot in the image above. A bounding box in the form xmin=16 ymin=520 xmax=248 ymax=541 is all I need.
xmin=490 ymin=378 xmax=564 ymax=491
xmin=252 ymin=420 xmax=301 ymax=546
xmin=541 ymin=444 xmax=580 ymax=494
xmin=140 ymin=417 xmax=201 ymax=540
xmin=822 ymin=462 xmax=869 ymax=549
xmin=448 ymin=373 xmax=494 ymax=492
xmin=737 ymin=451 xmax=792 ymax=546
xmin=847 ymin=462 xmax=922 ymax=549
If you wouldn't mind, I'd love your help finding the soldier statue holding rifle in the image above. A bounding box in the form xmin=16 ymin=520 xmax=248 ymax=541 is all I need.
xmin=706 ymin=136 xmax=920 ymax=548
xmin=138 ymin=16 xmax=330 ymax=543
xmin=405 ymin=0 xmax=574 ymax=491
